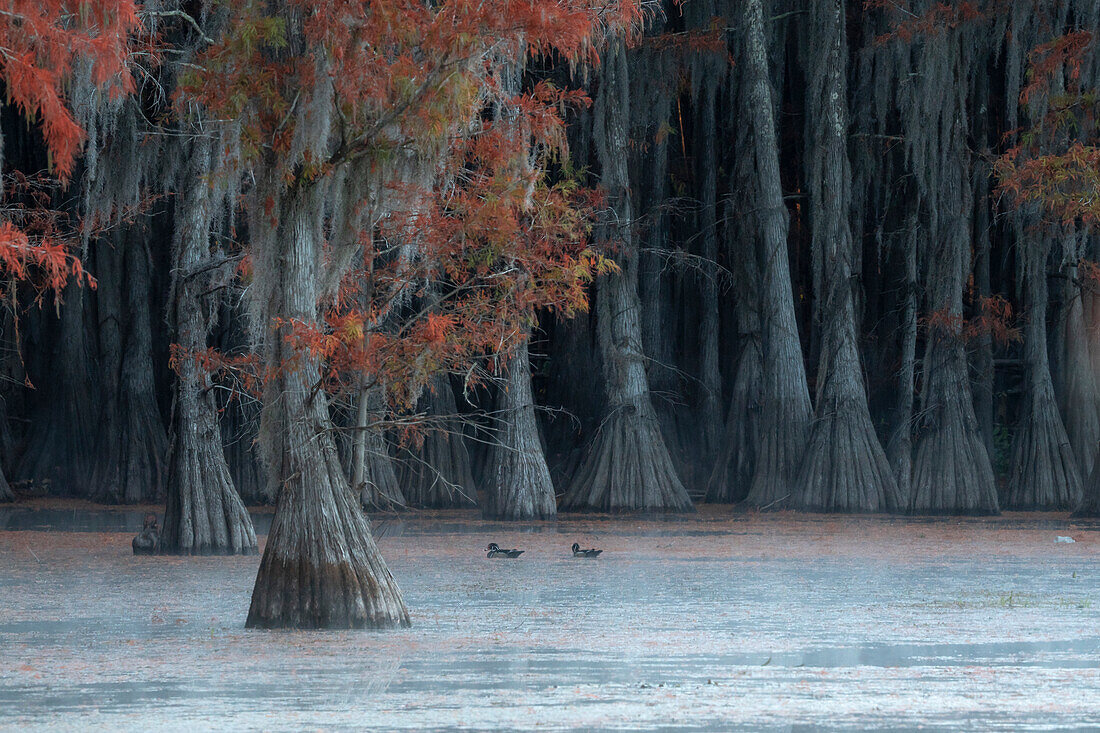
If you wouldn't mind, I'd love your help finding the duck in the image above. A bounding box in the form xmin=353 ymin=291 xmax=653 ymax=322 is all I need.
xmin=132 ymin=513 xmax=160 ymax=555
xmin=486 ymin=542 xmax=523 ymax=558
xmin=572 ymin=542 xmax=602 ymax=558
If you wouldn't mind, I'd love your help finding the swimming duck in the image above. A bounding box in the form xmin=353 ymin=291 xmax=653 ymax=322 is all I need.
xmin=486 ymin=542 xmax=523 ymax=558
xmin=132 ymin=513 xmax=160 ymax=555
xmin=572 ymin=542 xmax=602 ymax=558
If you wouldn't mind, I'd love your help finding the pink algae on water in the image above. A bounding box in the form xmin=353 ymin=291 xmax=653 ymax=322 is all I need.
xmin=0 ymin=505 xmax=1099 ymax=730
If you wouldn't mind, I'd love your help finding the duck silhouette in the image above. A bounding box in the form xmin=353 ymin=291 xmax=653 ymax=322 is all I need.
xmin=486 ymin=542 xmax=523 ymax=558
xmin=132 ymin=513 xmax=160 ymax=555
xmin=571 ymin=542 xmax=602 ymax=558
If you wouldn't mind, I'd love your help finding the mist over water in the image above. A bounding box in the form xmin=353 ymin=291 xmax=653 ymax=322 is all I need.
xmin=1 ymin=508 xmax=1099 ymax=730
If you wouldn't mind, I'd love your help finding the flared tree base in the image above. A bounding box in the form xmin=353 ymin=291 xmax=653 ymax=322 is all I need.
xmin=482 ymin=452 xmax=557 ymax=520
xmin=706 ymin=345 xmax=762 ymax=503
xmin=1005 ymin=404 xmax=1081 ymax=510
xmin=1071 ymin=449 xmax=1100 ymax=518
xmin=160 ymin=413 xmax=258 ymax=556
xmin=795 ymin=399 xmax=900 ymax=513
xmin=246 ymin=469 xmax=410 ymax=630
xmin=561 ymin=407 xmax=693 ymax=512
xmin=910 ymin=415 xmax=999 ymax=516
xmin=742 ymin=395 xmax=810 ymax=510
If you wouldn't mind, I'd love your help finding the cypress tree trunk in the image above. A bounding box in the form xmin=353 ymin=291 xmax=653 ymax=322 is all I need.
xmin=397 ymin=375 xmax=478 ymax=508
xmin=16 ymin=286 xmax=98 ymax=496
xmin=1006 ymin=232 xmax=1081 ymax=509
xmin=247 ymin=184 xmax=409 ymax=629
xmin=561 ymin=39 xmax=692 ymax=512
xmin=694 ymin=79 xmax=723 ymax=468
xmin=161 ymin=142 xmax=256 ymax=555
xmin=909 ymin=225 xmax=999 ymax=514
xmin=795 ymin=0 xmax=899 ymax=513
xmin=350 ymin=382 xmax=405 ymax=510
xmin=886 ymin=222 xmax=919 ymax=498
xmin=905 ymin=21 xmax=998 ymax=515
xmin=92 ymin=233 xmax=169 ymax=504
xmin=707 ymin=142 xmax=764 ymax=503
xmin=1059 ymin=234 xmax=1100 ymax=481
xmin=218 ymin=298 xmax=268 ymax=505
xmin=741 ymin=0 xmax=812 ymax=508
xmin=482 ymin=338 xmax=557 ymax=520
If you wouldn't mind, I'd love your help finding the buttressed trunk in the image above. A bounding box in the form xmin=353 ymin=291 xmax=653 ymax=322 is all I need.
xmin=741 ymin=0 xmax=812 ymax=509
xmin=247 ymin=184 xmax=409 ymax=629
xmin=482 ymin=337 xmax=557 ymax=520
xmin=161 ymin=140 xmax=256 ymax=555
xmin=1006 ymin=230 xmax=1081 ymax=509
xmin=561 ymin=38 xmax=692 ymax=512
xmin=795 ymin=0 xmax=899 ymax=513
xmin=92 ymin=232 xmax=169 ymax=504
xmin=905 ymin=18 xmax=997 ymax=515
xmin=1059 ymin=233 xmax=1100 ymax=482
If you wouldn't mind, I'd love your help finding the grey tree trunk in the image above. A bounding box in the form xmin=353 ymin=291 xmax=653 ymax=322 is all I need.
xmin=795 ymin=0 xmax=899 ymax=513
xmin=482 ymin=338 xmax=557 ymax=520
xmin=92 ymin=232 xmax=169 ymax=504
xmin=886 ymin=222 xmax=919 ymax=499
xmin=397 ymin=375 xmax=478 ymax=508
xmin=561 ymin=39 xmax=692 ymax=512
xmin=1005 ymin=231 xmax=1081 ymax=509
xmin=694 ymin=80 xmax=723 ymax=469
xmin=247 ymin=184 xmax=409 ymax=629
xmin=707 ymin=140 xmax=764 ymax=504
xmin=161 ymin=141 xmax=256 ymax=555
xmin=741 ymin=0 xmax=812 ymax=508
xmin=1059 ymin=233 xmax=1100 ymax=481
xmin=350 ymin=382 xmax=405 ymax=510
xmin=905 ymin=20 xmax=998 ymax=515
xmin=16 ymin=286 xmax=98 ymax=496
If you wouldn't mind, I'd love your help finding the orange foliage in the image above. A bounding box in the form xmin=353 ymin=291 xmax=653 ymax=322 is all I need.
xmin=923 ymin=296 xmax=1019 ymax=345
xmin=173 ymin=0 xmax=629 ymax=411
xmin=0 ymin=2 xmax=138 ymax=181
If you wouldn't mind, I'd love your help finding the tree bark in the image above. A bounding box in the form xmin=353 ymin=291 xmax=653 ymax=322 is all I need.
xmin=694 ymin=79 xmax=724 ymax=471
xmin=247 ymin=183 xmax=409 ymax=629
xmin=91 ymin=232 xmax=169 ymax=504
xmin=905 ymin=21 xmax=998 ymax=515
xmin=561 ymin=39 xmax=692 ymax=512
xmin=350 ymin=382 xmax=405 ymax=511
xmin=161 ymin=141 xmax=257 ymax=555
xmin=1005 ymin=230 xmax=1082 ymax=509
xmin=706 ymin=138 xmax=764 ymax=504
xmin=1059 ymin=232 xmax=1100 ymax=482
xmin=795 ymin=0 xmax=899 ymax=513
xmin=741 ymin=0 xmax=812 ymax=509
xmin=15 ymin=286 xmax=98 ymax=496
xmin=396 ymin=374 xmax=478 ymax=508
xmin=482 ymin=338 xmax=557 ymax=520
xmin=886 ymin=222 xmax=919 ymax=499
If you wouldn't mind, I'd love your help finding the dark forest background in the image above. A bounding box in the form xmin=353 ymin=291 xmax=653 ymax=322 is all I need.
xmin=2 ymin=0 xmax=1100 ymax=524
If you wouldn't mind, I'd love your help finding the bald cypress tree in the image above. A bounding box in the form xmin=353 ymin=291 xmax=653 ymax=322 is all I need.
xmin=795 ymin=0 xmax=899 ymax=513
xmin=562 ymin=39 xmax=693 ymax=513
xmin=903 ymin=17 xmax=998 ymax=515
xmin=740 ymin=0 xmax=812 ymax=509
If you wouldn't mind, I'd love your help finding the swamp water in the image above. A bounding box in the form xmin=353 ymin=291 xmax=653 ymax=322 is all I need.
xmin=1 ymin=506 xmax=1098 ymax=730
